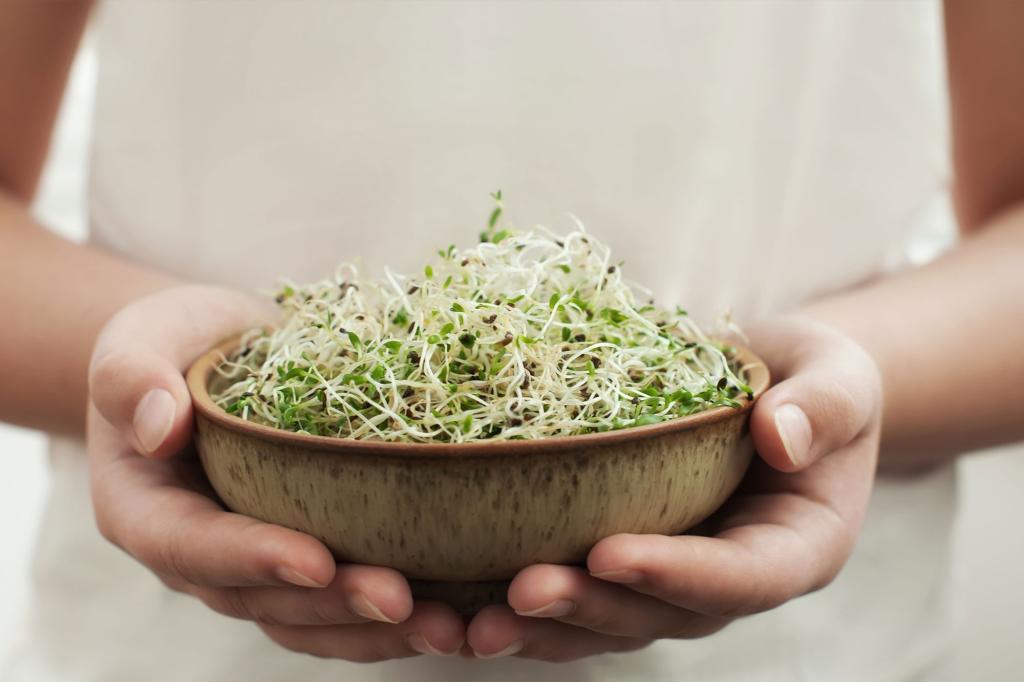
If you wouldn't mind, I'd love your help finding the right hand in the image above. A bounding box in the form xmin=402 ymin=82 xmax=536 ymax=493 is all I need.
xmin=87 ymin=285 xmax=465 ymax=660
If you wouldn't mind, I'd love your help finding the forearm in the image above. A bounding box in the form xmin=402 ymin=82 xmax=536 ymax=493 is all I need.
xmin=800 ymin=204 xmax=1024 ymax=468
xmin=0 ymin=191 xmax=178 ymax=435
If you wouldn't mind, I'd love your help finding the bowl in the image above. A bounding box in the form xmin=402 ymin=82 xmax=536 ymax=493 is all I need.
xmin=186 ymin=336 xmax=769 ymax=613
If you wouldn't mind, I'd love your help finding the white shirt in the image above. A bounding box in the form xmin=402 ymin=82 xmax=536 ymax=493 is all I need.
xmin=6 ymin=2 xmax=956 ymax=680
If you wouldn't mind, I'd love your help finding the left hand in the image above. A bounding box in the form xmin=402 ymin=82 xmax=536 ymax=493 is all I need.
xmin=466 ymin=315 xmax=882 ymax=661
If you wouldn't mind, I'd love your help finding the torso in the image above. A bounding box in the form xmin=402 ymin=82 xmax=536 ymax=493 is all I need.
xmin=7 ymin=2 xmax=956 ymax=680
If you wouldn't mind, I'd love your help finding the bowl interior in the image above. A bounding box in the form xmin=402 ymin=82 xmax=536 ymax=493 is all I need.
xmin=186 ymin=335 xmax=770 ymax=456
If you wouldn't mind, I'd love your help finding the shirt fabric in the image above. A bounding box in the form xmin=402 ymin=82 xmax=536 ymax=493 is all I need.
xmin=6 ymin=2 xmax=956 ymax=680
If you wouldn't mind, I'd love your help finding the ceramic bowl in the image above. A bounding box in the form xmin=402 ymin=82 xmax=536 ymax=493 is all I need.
xmin=186 ymin=337 xmax=769 ymax=612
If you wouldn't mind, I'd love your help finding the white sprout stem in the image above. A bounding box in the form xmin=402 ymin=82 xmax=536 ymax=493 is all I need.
xmin=211 ymin=218 xmax=751 ymax=443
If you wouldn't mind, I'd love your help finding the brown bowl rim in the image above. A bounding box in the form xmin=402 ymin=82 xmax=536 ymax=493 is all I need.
xmin=186 ymin=334 xmax=770 ymax=457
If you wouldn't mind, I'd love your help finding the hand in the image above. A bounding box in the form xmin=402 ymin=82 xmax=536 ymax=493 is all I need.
xmin=466 ymin=315 xmax=882 ymax=661
xmin=87 ymin=285 xmax=465 ymax=660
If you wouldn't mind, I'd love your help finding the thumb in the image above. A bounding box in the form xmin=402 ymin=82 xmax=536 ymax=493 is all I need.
xmin=749 ymin=322 xmax=881 ymax=473
xmin=88 ymin=285 xmax=276 ymax=458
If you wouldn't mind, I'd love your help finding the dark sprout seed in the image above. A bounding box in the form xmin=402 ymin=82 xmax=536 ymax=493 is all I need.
xmin=717 ymin=377 xmax=728 ymax=389
xmin=407 ymin=284 xmax=419 ymax=295
xmin=498 ymin=332 xmax=513 ymax=346
xmin=483 ymin=314 xmax=497 ymax=324
xmin=574 ymin=333 xmax=586 ymax=342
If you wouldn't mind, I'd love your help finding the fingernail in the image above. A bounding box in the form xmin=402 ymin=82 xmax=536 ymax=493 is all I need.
xmin=133 ymin=389 xmax=176 ymax=454
xmin=348 ymin=591 xmax=398 ymax=624
xmin=406 ymin=633 xmax=457 ymax=656
xmin=590 ymin=569 xmax=642 ymax=584
xmin=775 ymin=403 xmax=812 ymax=467
xmin=274 ymin=566 xmax=325 ymax=589
xmin=515 ymin=599 xmax=575 ymax=618
xmin=475 ymin=640 xmax=524 ymax=659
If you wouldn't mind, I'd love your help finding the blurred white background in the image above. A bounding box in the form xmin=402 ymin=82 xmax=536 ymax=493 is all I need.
xmin=2 ymin=35 xmax=1023 ymax=680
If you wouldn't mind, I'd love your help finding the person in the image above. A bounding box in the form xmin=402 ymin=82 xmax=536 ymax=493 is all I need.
xmin=2 ymin=1 xmax=1022 ymax=680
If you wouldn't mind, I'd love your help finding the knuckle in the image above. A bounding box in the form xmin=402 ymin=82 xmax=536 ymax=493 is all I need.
xmin=574 ymin=609 xmax=625 ymax=636
xmin=220 ymin=588 xmax=258 ymax=622
xmin=205 ymin=588 xmax=278 ymax=625
xmin=621 ymin=638 xmax=655 ymax=653
xmin=718 ymin=568 xmax=780 ymax=617
xmin=259 ymin=626 xmax=315 ymax=656
xmin=810 ymin=556 xmax=845 ymax=594
xmin=307 ymin=594 xmax=342 ymax=626
xmin=92 ymin=508 xmax=121 ymax=547
xmin=88 ymin=348 xmax=133 ymax=401
xmin=157 ymin=521 xmax=202 ymax=584
xmin=814 ymin=378 xmax=860 ymax=430
xmin=715 ymin=598 xmax=765 ymax=618
xmin=661 ymin=613 xmax=732 ymax=639
xmin=155 ymin=571 xmax=190 ymax=594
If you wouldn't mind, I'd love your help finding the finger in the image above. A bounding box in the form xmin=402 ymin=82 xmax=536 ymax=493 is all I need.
xmin=507 ymin=564 xmax=729 ymax=639
xmin=90 ymin=407 xmax=336 ymax=589
xmin=260 ymin=601 xmax=466 ymax=662
xmin=467 ymin=604 xmax=650 ymax=662
xmin=586 ymin=479 xmax=859 ymax=619
xmin=118 ymin=494 xmax=336 ymax=589
xmin=189 ymin=563 xmax=414 ymax=626
xmin=748 ymin=319 xmax=881 ymax=471
xmin=89 ymin=285 xmax=275 ymax=457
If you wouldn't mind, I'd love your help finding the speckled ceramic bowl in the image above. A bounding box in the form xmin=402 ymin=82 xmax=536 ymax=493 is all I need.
xmin=187 ymin=337 xmax=769 ymax=612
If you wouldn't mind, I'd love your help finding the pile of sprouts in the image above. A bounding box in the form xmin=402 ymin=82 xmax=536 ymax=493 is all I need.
xmin=212 ymin=194 xmax=753 ymax=443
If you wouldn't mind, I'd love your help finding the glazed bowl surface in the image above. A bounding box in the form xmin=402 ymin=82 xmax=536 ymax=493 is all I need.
xmin=187 ymin=337 xmax=769 ymax=607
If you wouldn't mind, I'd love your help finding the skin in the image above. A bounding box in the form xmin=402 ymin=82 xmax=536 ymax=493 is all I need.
xmin=2 ymin=0 xmax=1023 ymax=664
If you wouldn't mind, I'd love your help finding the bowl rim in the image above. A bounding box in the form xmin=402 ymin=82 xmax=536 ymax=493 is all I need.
xmin=187 ymin=334 xmax=770 ymax=457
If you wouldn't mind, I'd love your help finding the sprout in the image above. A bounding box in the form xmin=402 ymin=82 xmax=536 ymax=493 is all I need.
xmin=212 ymin=199 xmax=750 ymax=443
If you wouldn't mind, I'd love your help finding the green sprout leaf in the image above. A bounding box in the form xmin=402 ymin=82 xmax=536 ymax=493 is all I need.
xmin=212 ymin=197 xmax=747 ymax=445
